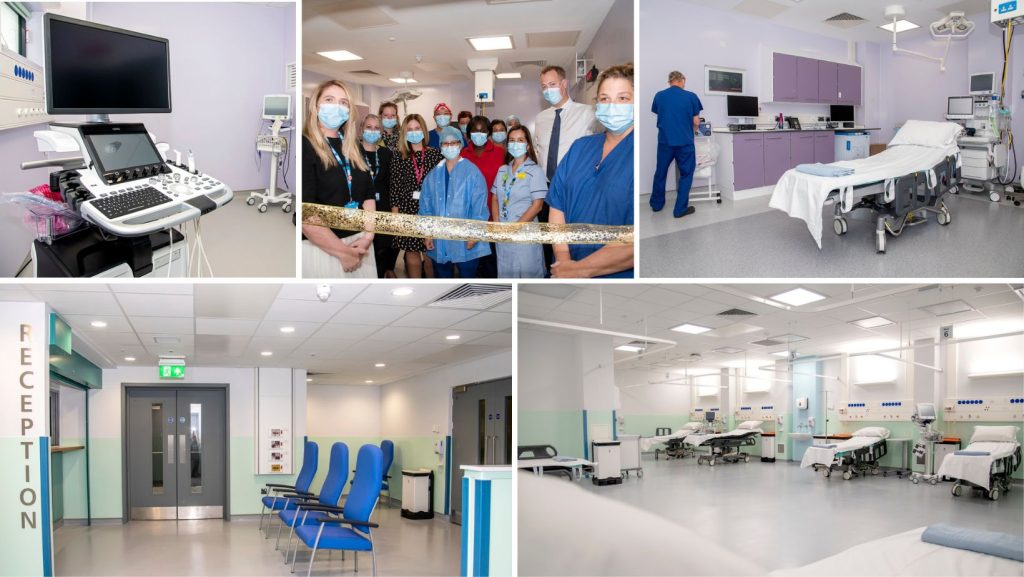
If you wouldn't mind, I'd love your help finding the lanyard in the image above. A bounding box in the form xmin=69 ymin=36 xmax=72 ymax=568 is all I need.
xmin=410 ymin=149 xmax=426 ymax=186
xmin=328 ymin=138 xmax=358 ymax=208
xmin=364 ymin=149 xmax=378 ymax=184
xmin=500 ymin=162 xmax=522 ymax=220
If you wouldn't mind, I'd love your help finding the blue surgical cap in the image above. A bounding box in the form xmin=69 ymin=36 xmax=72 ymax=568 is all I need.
xmin=439 ymin=125 xmax=463 ymax=145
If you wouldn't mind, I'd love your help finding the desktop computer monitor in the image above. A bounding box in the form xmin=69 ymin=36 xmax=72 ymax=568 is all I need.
xmin=726 ymin=95 xmax=758 ymax=118
xmin=45 ymin=13 xmax=171 ymax=114
xmin=947 ymin=96 xmax=974 ymax=119
xmin=705 ymin=411 xmax=716 ymax=423
xmin=830 ymin=105 xmax=854 ymax=123
xmin=262 ymin=94 xmax=291 ymax=121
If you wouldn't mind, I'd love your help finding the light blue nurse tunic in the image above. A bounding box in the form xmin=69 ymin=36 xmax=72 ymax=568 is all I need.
xmin=492 ymin=158 xmax=547 ymax=278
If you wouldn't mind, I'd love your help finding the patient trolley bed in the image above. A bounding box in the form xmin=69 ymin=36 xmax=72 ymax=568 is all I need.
xmin=938 ymin=429 xmax=1022 ymax=501
xmin=802 ymin=436 xmax=888 ymax=480
xmin=685 ymin=429 xmax=760 ymax=466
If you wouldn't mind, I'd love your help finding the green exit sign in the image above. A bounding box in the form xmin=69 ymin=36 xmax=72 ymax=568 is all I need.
xmin=159 ymin=365 xmax=185 ymax=379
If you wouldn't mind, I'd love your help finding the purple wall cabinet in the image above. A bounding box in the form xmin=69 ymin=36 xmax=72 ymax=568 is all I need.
xmin=763 ymin=132 xmax=792 ymax=184
xmin=837 ymin=63 xmax=861 ymax=106
xmin=817 ymin=60 xmax=838 ymax=104
xmin=733 ymin=133 xmax=766 ymax=190
xmin=773 ymin=53 xmax=798 ymax=102
xmin=814 ymin=132 xmax=834 ymax=164
xmin=796 ymin=57 xmax=819 ymax=102
xmin=791 ymin=133 xmax=815 ymax=166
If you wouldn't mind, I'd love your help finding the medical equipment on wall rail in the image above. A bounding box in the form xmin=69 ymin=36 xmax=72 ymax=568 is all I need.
xmin=248 ymin=94 xmax=293 ymax=213
xmin=942 ymin=396 xmax=1024 ymax=421
xmin=838 ymin=398 xmax=915 ymax=421
xmin=0 ymin=46 xmax=52 ymax=130
xmin=911 ymin=404 xmax=944 ymax=485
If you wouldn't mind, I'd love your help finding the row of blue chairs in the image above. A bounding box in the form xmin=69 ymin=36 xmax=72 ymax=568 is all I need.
xmin=258 ymin=440 xmax=395 ymax=576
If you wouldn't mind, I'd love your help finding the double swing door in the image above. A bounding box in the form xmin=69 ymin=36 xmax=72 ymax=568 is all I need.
xmin=127 ymin=388 xmax=226 ymax=520
xmin=450 ymin=377 xmax=512 ymax=525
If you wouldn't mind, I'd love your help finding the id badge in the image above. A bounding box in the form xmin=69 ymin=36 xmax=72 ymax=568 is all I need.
xmin=412 ymin=190 xmax=421 ymax=200
xmin=375 ymin=192 xmax=381 ymax=202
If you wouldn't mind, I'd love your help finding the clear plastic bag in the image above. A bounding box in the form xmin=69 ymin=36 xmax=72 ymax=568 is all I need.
xmin=1 ymin=185 xmax=85 ymax=242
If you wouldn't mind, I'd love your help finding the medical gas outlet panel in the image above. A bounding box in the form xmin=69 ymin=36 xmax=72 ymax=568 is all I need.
xmin=690 ymin=408 xmax=721 ymax=419
xmin=735 ymin=405 xmax=776 ymax=421
xmin=838 ymin=399 xmax=914 ymax=421
xmin=943 ymin=397 xmax=1024 ymax=421
xmin=0 ymin=48 xmax=51 ymax=130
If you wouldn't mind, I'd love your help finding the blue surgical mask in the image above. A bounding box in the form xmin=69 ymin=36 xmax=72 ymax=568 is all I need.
xmin=318 ymin=103 xmax=349 ymax=130
xmin=382 ymin=118 xmax=398 ymax=129
xmin=406 ymin=130 xmax=424 ymax=144
xmin=595 ymin=103 xmax=634 ymax=134
xmin=363 ymin=130 xmax=381 ymax=144
xmin=435 ymin=114 xmax=451 ymax=127
xmin=441 ymin=144 xmax=461 ymax=160
xmin=543 ymin=87 xmax=562 ymax=105
xmin=507 ymin=141 xmax=528 ymax=159
xmin=470 ymin=132 xmax=488 ymax=147
xmin=492 ymin=131 xmax=507 ymax=143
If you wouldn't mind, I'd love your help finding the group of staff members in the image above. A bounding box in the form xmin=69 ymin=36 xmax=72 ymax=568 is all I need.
xmin=301 ymin=63 xmax=634 ymax=279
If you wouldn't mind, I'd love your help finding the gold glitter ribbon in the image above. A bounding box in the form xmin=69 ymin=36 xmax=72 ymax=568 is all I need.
xmin=302 ymin=204 xmax=634 ymax=245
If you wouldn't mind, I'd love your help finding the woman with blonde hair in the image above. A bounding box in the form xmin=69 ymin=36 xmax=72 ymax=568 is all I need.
xmin=390 ymin=113 xmax=443 ymax=277
xmin=301 ymin=79 xmax=376 ymax=277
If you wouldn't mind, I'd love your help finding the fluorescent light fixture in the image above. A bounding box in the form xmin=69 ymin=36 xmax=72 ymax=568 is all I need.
xmin=90 ymin=320 xmax=107 ymax=328
xmin=124 ymin=356 xmax=136 ymax=362
xmin=375 ymin=363 xmax=387 ymax=368
xmin=389 ymin=77 xmax=418 ymax=84
xmin=496 ymin=72 xmax=522 ymax=79
xmin=920 ymin=299 xmax=974 ymax=317
xmin=391 ymin=287 xmax=414 ymax=296
xmin=261 ymin=351 xmax=273 ymax=357
xmin=713 ymin=347 xmax=744 ymax=354
xmin=770 ymin=333 xmax=808 ymax=343
xmin=615 ymin=344 xmax=645 ymax=353
xmin=880 ymin=20 xmax=919 ymax=33
xmin=850 ymin=316 xmax=894 ymax=329
xmin=365 ymin=380 xmax=374 ymax=384
xmin=967 ymin=369 xmax=1024 ymax=379
xmin=671 ymin=323 xmax=712 ymax=334
xmin=280 ymin=326 xmax=296 ymax=334
xmin=467 ymin=35 xmax=513 ymax=51
xmin=318 ymin=50 xmax=363 ymax=62
xmin=446 ymin=334 xmax=461 ymax=341
xmin=771 ymin=351 xmax=792 ymax=358
xmin=768 ymin=287 xmax=827 ymax=307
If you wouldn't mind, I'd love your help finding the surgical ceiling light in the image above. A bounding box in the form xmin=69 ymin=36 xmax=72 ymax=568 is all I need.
xmin=768 ymin=288 xmax=827 ymax=307
xmin=496 ymin=72 xmax=522 ymax=79
xmin=671 ymin=323 xmax=712 ymax=334
xmin=930 ymin=11 xmax=974 ymax=39
xmin=850 ymin=316 xmax=895 ymax=328
xmin=883 ymin=5 xmax=972 ymax=72
xmin=318 ymin=50 xmax=363 ymax=62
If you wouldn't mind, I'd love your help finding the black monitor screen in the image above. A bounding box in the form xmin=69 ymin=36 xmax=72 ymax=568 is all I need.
xmin=45 ymin=14 xmax=171 ymax=114
xmin=79 ymin=124 xmax=163 ymax=175
xmin=830 ymin=105 xmax=854 ymax=122
xmin=726 ymin=95 xmax=758 ymax=118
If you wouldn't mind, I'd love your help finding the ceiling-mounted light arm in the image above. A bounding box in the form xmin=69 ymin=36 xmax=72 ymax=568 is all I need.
xmin=885 ymin=5 xmax=949 ymax=72
xmin=869 ymin=352 xmax=943 ymax=373
xmin=519 ymin=317 xmax=678 ymax=367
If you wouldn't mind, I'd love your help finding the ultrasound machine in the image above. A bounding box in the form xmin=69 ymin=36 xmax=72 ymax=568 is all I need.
xmin=22 ymin=14 xmax=232 ymax=277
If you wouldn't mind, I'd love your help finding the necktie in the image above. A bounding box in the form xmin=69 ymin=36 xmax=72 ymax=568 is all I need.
xmin=546 ymin=108 xmax=562 ymax=181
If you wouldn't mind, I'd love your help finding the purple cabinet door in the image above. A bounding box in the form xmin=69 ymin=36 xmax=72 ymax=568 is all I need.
xmin=774 ymin=53 xmax=798 ymax=102
xmin=838 ymin=64 xmax=861 ymax=105
xmin=814 ymin=132 xmax=834 ymax=164
xmin=796 ymin=57 xmax=818 ymax=102
xmin=791 ymin=133 xmax=815 ymax=166
xmin=818 ymin=60 xmax=838 ymax=104
xmin=763 ymin=132 xmax=792 ymax=184
xmin=733 ymin=133 xmax=765 ymax=190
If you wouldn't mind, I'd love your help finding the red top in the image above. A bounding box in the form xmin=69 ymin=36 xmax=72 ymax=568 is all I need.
xmin=461 ymin=141 xmax=506 ymax=221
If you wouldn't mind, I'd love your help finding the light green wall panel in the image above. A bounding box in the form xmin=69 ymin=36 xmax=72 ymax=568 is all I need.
xmin=392 ymin=436 xmax=447 ymax=514
xmin=86 ymin=438 xmax=122 ymax=520
xmin=0 ymin=439 xmax=44 ymax=577
xmin=59 ymin=438 xmax=88 ymax=521
xmin=618 ymin=414 xmax=691 ymax=438
xmin=518 ymin=410 xmax=583 ymax=458
xmin=230 ymin=436 xmax=306 ymax=516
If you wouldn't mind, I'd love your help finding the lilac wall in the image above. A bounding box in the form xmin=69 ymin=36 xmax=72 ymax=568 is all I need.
xmin=580 ymin=0 xmax=633 ymax=93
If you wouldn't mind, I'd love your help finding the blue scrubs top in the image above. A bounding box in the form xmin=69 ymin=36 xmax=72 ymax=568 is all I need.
xmin=652 ymin=86 xmax=703 ymax=147
xmin=419 ymin=158 xmax=491 ymax=264
xmin=428 ymin=128 xmax=465 ymax=149
xmin=546 ymin=131 xmax=634 ymax=278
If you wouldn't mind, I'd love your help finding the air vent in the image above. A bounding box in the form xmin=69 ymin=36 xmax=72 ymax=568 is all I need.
xmin=750 ymin=338 xmax=783 ymax=347
xmin=350 ymin=69 xmax=381 ymax=76
xmin=285 ymin=62 xmax=296 ymax=91
xmin=513 ymin=60 xmax=548 ymax=69
xmin=429 ymin=284 xmax=512 ymax=310
xmin=717 ymin=308 xmax=756 ymax=317
xmin=824 ymin=12 xmax=867 ymax=28
xmin=153 ymin=336 xmax=180 ymax=344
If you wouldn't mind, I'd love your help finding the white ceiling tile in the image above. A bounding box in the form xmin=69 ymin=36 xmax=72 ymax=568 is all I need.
xmin=60 ymin=314 xmax=134 ymax=334
xmin=86 ymin=332 xmax=145 ymax=347
xmin=264 ymin=299 xmax=345 ymax=322
xmin=194 ymin=284 xmax=280 ymax=319
xmin=353 ymin=283 xmax=455 ymax=307
xmin=422 ymin=329 xmax=492 ymax=345
xmin=426 ymin=345 xmax=505 ymax=366
xmin=390 ymin=307 xmax=478 ymax=328
xmin=253 ymin=320 xmax=325 ymax=339
xmin=470 ymin=332 xmax=513 ymax=347
xmin=30 ymin=291 xmax=123 ymax=315
xmin=490 ymin=300 xmax=512 ymax=313
xmin=24 ymin=283 xmax=111 ymax=293
xmin=110 ymin=284 xmax=194 ymax=295
xmin=195 ymin=317 xmax=261 ymax=336
xmin=117 ymin=293 xmax=193 ymax=318
xmin=450 ymin=312 xmax=512 ymax=332
xmin=195 ymin=334 xmax=252 ymax=357
xmin=129 ymin=316 xmax=195 ymax=334
xmin=0 ymin=288 xmax=40 ymax=301
xmin=310 ymin=323 xmax=382 ymax=340
xmin=328 ymin=303 xmax=414 ymax=325
xmin=365 ymin=326 xmax=438 ymax=343
xmin=276 ymin=283 xmax=367 ymax=302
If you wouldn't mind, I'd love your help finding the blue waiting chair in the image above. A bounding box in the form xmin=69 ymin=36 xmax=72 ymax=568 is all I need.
xmin=276 ymin=442 xmax=349 ymax=553
xmin=293 ymin=444 xmax=384 ymax=577
xmin=260 ymin=440 xmax=318 ymax=536
xmin=380 ymin=440 xmax=394 ymax=506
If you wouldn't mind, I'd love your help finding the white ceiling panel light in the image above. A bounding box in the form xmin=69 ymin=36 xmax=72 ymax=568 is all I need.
xmin=391 ymin=287 xmax=414 ymax=297
xmin=318 ymin=50 xmax=363 ymax=62
xmin=375 ymin=363 xmax=386 ymax=368
xmin=388 ymin=77 xmax=418 ymax=84
xmin=124 ymin=356 xmax=136 ymax=362
xmin=713 ymin=347 xmax=745 ymax=354
xmin=768 ymin=287 xmax=827 ymax=307
xmin=90 ymin=320 xmax=108 ymax=328
xmin=467 ymin=35 xmax=514 ymax=51
xmin=850 ymin=316 xmax=895 ymax=329
xmin=261 ymin=351 xmax=273 ymax=357
xmin=671 ymin=323 xmax=712 ymax=334
xmin=880 ymin=19 xmax=919 ymax=33
xmin=495 ymin=72 xmax=522 ymax=79
xmin=920 ymin=299 xmax=974 ymax=317
xmin=279 ymin=326 xmax=296 ymax=334
xmin=445 ymin=334 xmax=461 ymax=341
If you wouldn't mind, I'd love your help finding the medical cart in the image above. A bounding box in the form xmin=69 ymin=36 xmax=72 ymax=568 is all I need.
xmin=617 ymin=434 xmax=643 ymax=478
xmin=590 ymin=441 xmax=623 ymax=486
xmin=400 ymin=469 xmax=434 ymax=519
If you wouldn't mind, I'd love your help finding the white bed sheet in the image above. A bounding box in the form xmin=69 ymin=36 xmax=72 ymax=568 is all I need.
xmin=640 ymin=430 xmax=694 ymax=452
xmin=772 ymin=526 xmax=1023 ymax=577
xmin=799 ymin=436 xmax=880 ymax=469
xmin=684 ymin=428 xmax=761 ymax=447
xmin=936 ymin=441 xmax=1019 ymax=491
xmin=768 ymin=143 xmax=960 ymax=249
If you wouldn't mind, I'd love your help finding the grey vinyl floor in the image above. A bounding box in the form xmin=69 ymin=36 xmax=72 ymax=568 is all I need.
xmin=578 ymin=453 xmax=1024 ymax=572
xmin=53 ymin=506 xmax=460 ymax=576
xmin=200 ymin=189 xmax=296 ymax=278
xmin=639 ymin=193 xmax=1024 ymax=278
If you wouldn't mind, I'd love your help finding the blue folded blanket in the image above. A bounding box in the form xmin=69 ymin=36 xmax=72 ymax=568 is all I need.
xmin=922 ymin=523 xmax=1024 ymax=562
xmin=795 ymin=163 xmax=855 ymax=177
xmin=552 ymin=457 xmax=575 ymax=462
xmin=955 ymin=450 xmax=991 ymax=456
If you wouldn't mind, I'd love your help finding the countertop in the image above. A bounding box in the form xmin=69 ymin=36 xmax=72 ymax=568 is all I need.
xmin=712 ymin=127 xmax=880 ymax=134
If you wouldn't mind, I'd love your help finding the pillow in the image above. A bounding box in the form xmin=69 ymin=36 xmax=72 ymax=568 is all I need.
xmin=971 ymin=425 xmax=1020 ymax=444
xmin=888 ymin=120 xmax=963 ymax=148
xmin=737 ymin=420 xmax=763 ymax=430
xmin=682 ymin=422 xmax=703 ymax=431
xmin=852 ymin=426 xmax=890 ymax=439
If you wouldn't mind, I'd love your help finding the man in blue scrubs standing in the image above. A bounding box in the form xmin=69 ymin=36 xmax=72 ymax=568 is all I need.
xmin=650 ymin=71 xmax=702 ymax=218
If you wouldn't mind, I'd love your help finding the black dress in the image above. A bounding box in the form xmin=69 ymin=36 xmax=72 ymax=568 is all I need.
xmin=362 ymin=145 xmax=398 ymax=276
xmin=301 ymin=135 xmax=373 ymax=239
xmin=391 ymin=146 xmax=443 ymax=252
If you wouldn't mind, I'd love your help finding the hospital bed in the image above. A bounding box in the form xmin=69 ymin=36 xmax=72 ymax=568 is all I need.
xmin=641 ymin=422 xmax=703 ymax=459
xmin=517 ymin=444 xmax=591 ymax=481
xmin=800 ymin=427 xmax=889 ymax=480
xmin=937 ymin=425 xmax=1022 ymax=501
xmin=770 ymin=120 xmax=963 ymax=253
xmin=684 ymin=421 xmax=762 ymax=466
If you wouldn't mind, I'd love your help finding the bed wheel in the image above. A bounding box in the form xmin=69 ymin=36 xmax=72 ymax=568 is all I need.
xmin=912 ymin=476 xmax=920 ymax=484
xmin=871 ymin=468 xmax=880 ymax=476
xmin=989 ymin=191 xmax=1001 ymax=202
xmin=708 ymin=458 xmax=716 ymax=467
xmin=989 ymin=487 xmax=1001 ymax=501
xmin=937 ymin=206 xmax=950 ymax=225
xmin=875 ymin=231 xmax=886 ymax=253
xmin=952 ymin=484 xmax=963 ymax=497
xmin=716 ymin=198 xmax=722 ymax=204
xmin=929 ymin=478 xmax=937 ymax=486
xmin=822 ymin=468 xmax=831 ymax=479
xmin=833 ymin=217 xmax=847 ymax=236
xmin=744 ymin=455 xmax=750 ymax=463
xmin=842 ymin=470 xmax=853 ymax=480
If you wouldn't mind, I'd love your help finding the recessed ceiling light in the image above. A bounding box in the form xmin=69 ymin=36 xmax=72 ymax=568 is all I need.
xmin=714 ymin=347 xmax=745 ymax=354
xmin=391 ymin=287 xmax=414 ymax=296
xmin=769 ymin=333 xmax=809 ymax=343
xmin=318 ymin=50 xmax=363 ymax=62
xmin=615 ymin=344 xmax=644 ymax=353
xmin=671 ymin=323 xmax=712 ymax=334
xmin=365 ymin=380 xmax=374 ymax=384
xmin=768 ymin=288 xmax=827 ymax=307
xmin=880 ymin=20 xmax=919 ymax=33
xmin=90 ymin=320 xmax=107 ymax=328
xmin=850 ymin=316 xmax=894 ymax=329
xmin=261 ymin=351 xmax=273 ymax=357
xmin=375 ymin=363 xmax=386 ymax=368
xmin=306 ymin=378 xmax=312 ymax=382
xmin=920 ymin=299 xmax=974 ymax=317
xmin=124 ymin=356 xmax=136 ymax=362
xmin=280 ymin=326 xmax=296 ymax=334
xmin=446 ymin=334 xmax=461 ymax=341
xmin=771 ymin=351 xmax=792 ymax=358
xmin=467 ymin=35 xmax=514 ymax=51
xmin=496 ymin=72 xmax=522 ymax=79
xmin=388 ymin=77 xmax=418 ymax=84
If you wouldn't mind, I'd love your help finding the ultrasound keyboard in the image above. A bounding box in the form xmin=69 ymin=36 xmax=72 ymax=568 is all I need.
xmin=90 ymin=186 xmax=172 ymax=219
